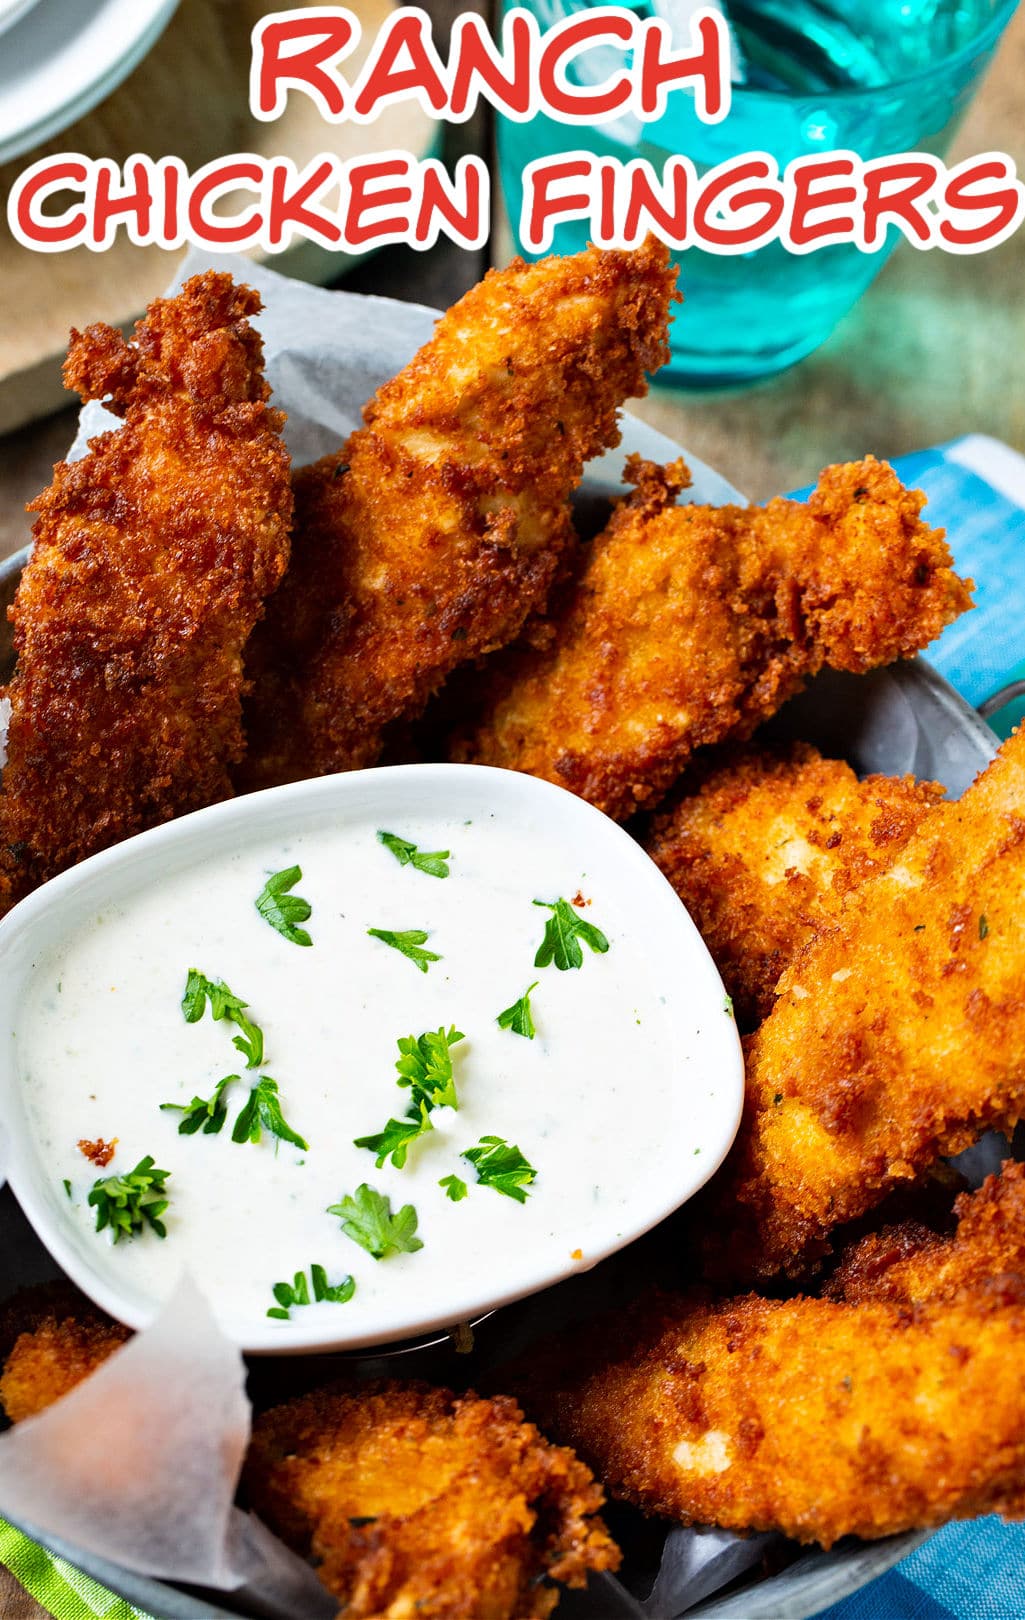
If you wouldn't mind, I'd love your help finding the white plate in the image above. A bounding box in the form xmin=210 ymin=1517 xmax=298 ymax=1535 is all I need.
xmin=0 ymin=0 xmax=180 ymax=164
xmin=0 ymin=0 xmax=41 ymax=40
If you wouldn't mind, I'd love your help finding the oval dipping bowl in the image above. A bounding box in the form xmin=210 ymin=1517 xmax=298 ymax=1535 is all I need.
xmin=0 ymin=762 xmax=744 ymax=1356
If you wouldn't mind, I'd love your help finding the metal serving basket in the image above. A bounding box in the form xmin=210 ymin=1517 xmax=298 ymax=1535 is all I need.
xmin=0 ymin=416 xmax=1001 ymax=1618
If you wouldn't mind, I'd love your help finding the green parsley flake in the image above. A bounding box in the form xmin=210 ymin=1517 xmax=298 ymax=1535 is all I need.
xmin=355 ymin=1028 xmax=464 ymax=1169
xmin=497 ymin=983 xmax=538 ymax=1040
xmin=62 ymin=1178 xmax=72 ymax=1199
xmin=255 ymin=866 xmax=313 ymax=947
xmin=532 ymin=898 xmax=609 ymax=971
xmin=327 ymin=1183 xmax=423 ymax=1259
xmin=396 ymin=1026 xmax=464 ymax=1113
xmin=88 ymin=1156 xmax=170 ymax=1243
xmin=979 ymin=914 xmax=989 ymax=940
xmin=377 ymin=830 xmax=451 ymax=879
xmin=462 ymin=1135 xmax=537 ymax=1204
xmin=160 ymin=1075 xmax=236 ymax=1136
xmin=232 ymin=1076 xmax=308 ymax=1150
xmin=724 ymin=993 xmax=735 ymax=1020
xmin=439 ymin=1174 xmax=468 ymax=1202
xmin=367 ymin=927 xmax=440 ymax=974
xmin=182 ymin=970 xmax=264 ymax=1068
xmin=267 ymin=1264 xmax=355 ymax=1320
xmin=355 ymin=1101 xmax=433 ymax=1170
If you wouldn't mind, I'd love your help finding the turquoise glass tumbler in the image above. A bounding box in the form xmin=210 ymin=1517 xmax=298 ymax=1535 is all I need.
xmin=497 ymin=0 xmax=1019 ymax=386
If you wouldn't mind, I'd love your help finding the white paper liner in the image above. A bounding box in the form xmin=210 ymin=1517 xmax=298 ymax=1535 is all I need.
xmin=0 ymin=1274 xmax=333 ymax=1615
xmin=643 ymin=1527 xmax=777 ymax=1617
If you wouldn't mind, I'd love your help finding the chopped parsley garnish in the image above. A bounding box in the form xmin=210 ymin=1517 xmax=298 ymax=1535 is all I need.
xmin=462 ymin=1135 xmax=537 ymax=1203
xmin=367 ymin=927 xmax=440 ymax=974
xmin=377 ymin=831 xmax=451 ymax=879
xmin=355 ymin=1027 xmax=464 ymax=1168
xmin=62 ymin=1178 xmax=72 ymax=1199
xmin=255 ymin=866 xmax=313 ymax=947
xmin=267 ymin=1264 xmax=355 ymax=1320
xmin=160 ymin=1075 xmax=235 ymax=1135
xmin=979 ymin=914 xmax=989 ymax=939
xmin=532 ymin=898 xmax=609 ymax=971
xmin=88 ymin=1156 xmax=170 ymax=1243
xmin=497 ymin=983 xmax=538 ymax=1039
xmin=182 ymin=970 xmax=264 ymax=1068
xmin=355 ymin=1101 xmax=432 ymax=1170
xmin=232 ymin=1076 xmax=308 ymax=1150
xmin=327 ymin=1183 xmax=423 ymax=1259
xmin=396 ymin=1026 xmax=464 ymax=1113
xmin=724 ymin=993 xmax=735 ymax=1020
xmin=439 ymin=1174 xmax=468 ymax=1202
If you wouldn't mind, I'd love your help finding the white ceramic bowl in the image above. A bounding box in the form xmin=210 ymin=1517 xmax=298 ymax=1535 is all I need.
xmin=0 ymin=0 xmax=180 ymax=164
xmin=0 ymin=763 xmax=744 ymax=1355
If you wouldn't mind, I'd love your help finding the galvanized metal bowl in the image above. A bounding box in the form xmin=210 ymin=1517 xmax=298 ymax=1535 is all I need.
xmin=0 ymin=414 xmax=998 ymax=1618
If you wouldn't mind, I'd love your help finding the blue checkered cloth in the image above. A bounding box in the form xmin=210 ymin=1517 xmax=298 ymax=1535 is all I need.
xmin=813 ymin=433 xmax=1025 ymax=1619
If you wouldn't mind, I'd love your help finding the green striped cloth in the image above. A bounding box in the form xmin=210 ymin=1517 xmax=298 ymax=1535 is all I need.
xmin=0 ymin=1519 xmax=158 ymax=1620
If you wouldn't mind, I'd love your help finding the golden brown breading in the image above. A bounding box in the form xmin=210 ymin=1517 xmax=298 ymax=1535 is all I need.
xmin=827 ymin=1161 xmax=1025 ymax=1306
xmin=0 ymin=1285 xmax=129 ymax=1423
xmin=454 ymin=455 xmax=971 ymax=821
xmin=512 ymin=1284 xmax=1025 ymax=1548
xmin=243 ymin=1380 xmax=619 ymax=1619
xmin=0 ymin=273 xmax=292 ymax=910
xmin=646 ymin=743 xmax=944 ymax=1027
xmin=239 ymin=240 xmax=676 ymax=790
xmin=699 ymin=725 xmax=1025 ymax=1284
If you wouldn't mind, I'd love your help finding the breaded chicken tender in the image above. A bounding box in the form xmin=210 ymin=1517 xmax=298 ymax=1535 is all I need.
xmin=646 ymin=744 xmax=944 ymax=1027
xmin=243 ymin=1380 xmax=619 ymax=1619
xmin=513 ymin=1285 xmax=1025 ymax=1548
xmin=0 ymin=274 xmax=292 ymax=910
xmin=0 ymin=1285 xmax=129 ymax=1424
xmin=455 ymin=455 xmax=971 ymax=821
xmin=240 ymin=241 xmax=676 ymax=790
xmin=701 ymin=726 xmax=1025 ymax=1284
xmin=827 ymin=1161 xmax=1025 ymax=1306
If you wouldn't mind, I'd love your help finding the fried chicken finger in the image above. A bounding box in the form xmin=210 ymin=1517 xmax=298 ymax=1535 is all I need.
xmin=701 ymin=725 xmax=1025 ymax=1283
xmin=827 ymin=1160 xmax=1025 ymax=1306
xmin=513 ymin=1284 xmax=1025 ymax=1548
xmin=243 ymin=1380 xmax=619 ymax=1619
xmin=646 ymin=743 xmax=944 ymax=1027
xmin=0 ymin=1284 xmax=129 ymax=1424
xmin=240 ymin=240 xmax=677 ymax=789
xmin=0 ymin=273 xmax=292 ymax=910
xmin=454 ymin=455 xmax=971 ymax=821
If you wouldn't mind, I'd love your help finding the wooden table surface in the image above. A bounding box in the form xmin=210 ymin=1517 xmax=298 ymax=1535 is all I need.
xmin=2 ymin=3 xmax=1024 ymax=1616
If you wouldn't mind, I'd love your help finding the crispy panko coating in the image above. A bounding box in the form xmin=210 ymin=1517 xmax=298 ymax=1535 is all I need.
xmin=646 ymin=743 xmax=944 ymax=1027
xmin=512 ymin=1284 xmax=1025 ymax=1548
xmin=243 ymin=1380 xmax=619 ymax=1619
xmin=239 ymin=240 xmax=676 ymax=790
xmin=454 ymin=455 xmax=971 ymax=821
xmin=827 ymin=1160 xmax=1025 ymax=1306
xmin=0 ymin=273 xmax=292 ymax=910
xmin=700 ymin=725 xmax=1025 ymax=1284
xmin=0 ymin=1284 xmax=129 ymax=1424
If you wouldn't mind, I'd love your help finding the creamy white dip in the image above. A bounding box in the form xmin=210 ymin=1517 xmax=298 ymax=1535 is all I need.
xmin=10 ymin=782 xmax=738 ymax=1349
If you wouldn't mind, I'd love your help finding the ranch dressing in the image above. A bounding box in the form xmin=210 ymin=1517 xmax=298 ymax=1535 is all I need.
xmin=13 ymin=799 xmax=733 ymax=1348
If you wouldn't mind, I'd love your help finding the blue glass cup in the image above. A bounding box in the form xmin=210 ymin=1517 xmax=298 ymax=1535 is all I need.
xmin=497 ymin=0 xmax=1019 ymax=386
